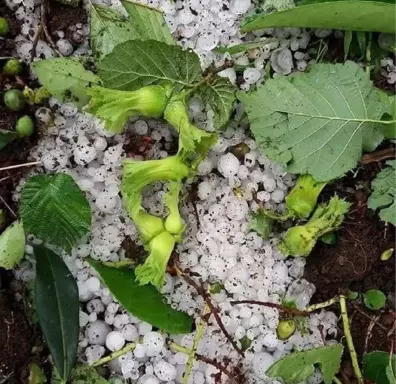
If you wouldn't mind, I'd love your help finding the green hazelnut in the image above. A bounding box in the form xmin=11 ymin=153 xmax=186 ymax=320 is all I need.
xmin=4 ymin=89 xmax=25 ymax=111
xmin=277 ymin=319 xmax=296 ymax=340
xmin=15 ymin=116 xmax=35 ymax=137
xmin=0 ymin=17 xmax=10 ymax=36
xmin=3 ymin=58 xmax=22 ymax=76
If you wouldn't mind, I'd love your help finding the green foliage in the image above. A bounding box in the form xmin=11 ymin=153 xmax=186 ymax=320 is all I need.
xmin=29 ymin=363 xmax=47 ymax=384
xmin=0 ymin=129 xmax=19 ymax=150
xmin=214 ymin=38 xmax=278 ymax=55
xmin=0 ymin=17 xmax=10 ymax=36
xmin=20 ymin=173 xmax=92 ymax=253
xmin=241 ymin=1 xmax=396 ymax=33
xmin=0 ymin=221 xmax=25 ymax=269
xmin=98 ymin=39 xmax=202 ymax=91
xmin=319 ymin=231 xmax=338 ymax=245
xmin=249 ymin=210 xmax=273 ymax=240
xmin=86 ymin=84 xmax=172 ymax=133
xmin=3 ymin=58 xmax=22 ymax=75
xmin=368 ymin=160 xmax=396 ymax=225
xmin=239 ymin=61 xmax=394 ymax=181
xmin=32 ymin=58 xmax=100 ymax=107
xmin=69 ymin=364 xmax=110 ymax=384
xmin=35 ymin=246 xmax=79 ymax=383
xmin=279 ymin=197 xmax=351 ymax=256
xmin=363 ymin=351 xmax=396 ymax=384
xmin=196 ymin=77 xmax=235 ymax=130
xmin=88 ymin=259 xmax=193 ymax=333
xmin=4 ymin=89 xmax=25 ymax=111
xmin=266 ymin=344 xmax=344 ymax=384
xmin=363 ymin=289 xmax=387 ymax=310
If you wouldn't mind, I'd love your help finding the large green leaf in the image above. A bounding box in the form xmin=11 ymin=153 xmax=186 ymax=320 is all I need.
xmin=363 ymin=351 xmax=396 ymax=384
xmin=196 ymin=77 xmax=236 ymax=130
xmin=90 ymin=5 xmax=138 ymax=59
xmin=267 ymin=344 xmax=343 ymax=384
xmin=0 ymin=221 xmax=25 ymax=269
xmin=121 ymin=1 xmax=174 ymax=45
xmin=239 ymin=61 xmax=392 ymax=182
xmin=32 ymin=58 xmax=100 ymax=107
xmin=368 ymin=160 xmax=396 ymax=225
xmin=241 ymin=1 xmax=396 ymax=33
xmin=0 ymin=129 xmax=19 ymax=150
xmin=98 ymin=39 xmax=202 ymax=91
xmin=88 ymin=259 xmax=193 ymax=334
xmin=20 ymin=173 xmax=92 ymax=253
xmin=35 ymin=246 xmax=79 ymax=382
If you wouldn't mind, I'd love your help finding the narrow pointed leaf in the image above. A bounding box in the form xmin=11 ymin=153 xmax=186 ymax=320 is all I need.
xmin=98 ymin=40 xmax=202 ymax=91
xmin=0 ymin=129 xmax=19 ymax=150
xmin=20 ymin=173 xmax=92 ymax=253
xmin=239 ymin=61 xmax=392 ymax=181
xmin=35 ymin=246 xmax=79 ymax=382
xmin=241 ymin=1 xmax=396 ymax=34
xmin=88 ymin=259 xmax=193 ymax=334
xmin=0 ymin=221 xmax=25 ymax=269
xmin=121 ymin=1 xmax=174 ymax=45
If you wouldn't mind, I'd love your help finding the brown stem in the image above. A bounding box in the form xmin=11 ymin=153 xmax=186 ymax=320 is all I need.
xmin=31 ymin=24 xmax=43 ymax=57
xmin=230 ymin=300 xmax=310 ymax=317
xmin=352 ymin=304 xmax=387 ymax=331
xmin=41 ymin=0 xmax=63 ymax=57
xmin=360 ymin=147 xmax=396 ymax=165
xmin=175 ymin=265 xmax=244 ymax=357
xmin=196 ymin=354 xmax=241 ymax=384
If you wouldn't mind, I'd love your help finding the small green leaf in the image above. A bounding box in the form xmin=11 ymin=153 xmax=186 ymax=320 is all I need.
xmin=249 ymin=211 xmax=273 ymax=240
xmin=381 ymin=248 xmax=394 ymax=261
xmin=88 ymin=259 xmax=193 ymax=334
xmin=32 ymin=58 xmax=100 ymax=107
xmin=320 ymin=232 xmax=338 ymax=245
xmin=240 ymin=335 xmax=252 ymax=350
xmin=363 ymin=351 xmax=396 ymax=384
xmin=368 ymin=160 xmax=396 ymax=225
xmin=0 ymin=129 xmax=19 ymax=150
xmin=214 ymin=38 xmax=278 ymax=55
xmin=196 ymin=77 xmax=236 ymax=130
xmin=363 ymin=289 xmax=386 ymax=310
xmin=29 ymin=363 xmax=47 ymax=384
xmin=356 ymin=32 xmax=367 ymax=57
xmin=344 ymin=30 xmax=353 ymax=60
xmin=241 ymin=1 xmax=396 ymax=34
xmin=69 ymin=364 xmax=110 ymax=383
xmin=121 ymin=1 xmax=174 ymax=45
xmin=239 ymin=61 xmax=392 ymax=182
xmin=98 ymin=39 xmax=202 ymax=91
xmin=266 ymin=344 xmax=343 ymax=384
xmin=347 ymin=290 xmax=359 ymax=300
xmin=20 ymin=173 xmax=92 ymax=253
xmin=0 ymin=220 xmax=25 ymax=269
xmin=35 ymin=246 xmax=79 ymax=382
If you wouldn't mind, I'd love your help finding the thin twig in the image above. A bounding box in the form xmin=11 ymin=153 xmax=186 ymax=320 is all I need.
xmin=306 ymin=296 xmax=339 ymax=312
xmin=92 ymin=342 xmax=136 ymax=367
xmin=0 ymin=161 xmax=41 ymax=172
xmin=360 ymin=147 xmax=396 ymax=165
xmin=230 ymin=300 xmax=309 ymax=317
xmin=175 ymin=265 xmax=244 ymax=356
xmin=40 ymin=0 xmax=63 ymax=57
xmin=365 ymin=315 xmax=380 ymax=354
xmin=340 ymin=295 xmax=364 ymax=384
xmin=352 ymin=304 xmax=387 ymax=332
xmin=31 ymin=24 xmax=43 ymax=57
xmin=0 ymin=195 xmax=17 ymax=218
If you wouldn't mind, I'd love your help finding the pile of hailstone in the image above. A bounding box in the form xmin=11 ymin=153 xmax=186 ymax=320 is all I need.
xmin=5 ymin=0 xmax=358 ymax=382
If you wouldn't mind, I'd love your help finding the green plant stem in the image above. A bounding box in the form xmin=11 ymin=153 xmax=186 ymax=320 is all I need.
xmin=92 ymin=343 xmax=136 ymax=367
xmin=183 ymin=303 xmax=210 ymax=384
xmin=333 ymin=376 xmax=343 ymax=384
xmin=340 ymin=295 xmax=364 ymax=384
xmin=306 ymin=296 xmax=339 ymax=312
xmin=168 ymin=341 xmax=192 ymax=355
xmin=366 ymin=32 xmax=372 ymax=75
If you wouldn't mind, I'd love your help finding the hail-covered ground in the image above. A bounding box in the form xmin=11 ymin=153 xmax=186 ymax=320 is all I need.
xmin=7 ymin=0 xmax=395 ymax=383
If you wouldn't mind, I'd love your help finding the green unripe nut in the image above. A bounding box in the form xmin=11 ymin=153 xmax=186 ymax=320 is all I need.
xmin=3 ymin=58 xmax=22 ymax=76
xmin=0 ymin=17 xmax=10 ymax=36
xmin=16 ymin=115 xmax=34 ymax=137
xmin=34 ymin=87 xmax=51 ymax=104
xmin=277 ymin=319 xmax=296 ymax=340
xmin=3 ymin=89 xmax=25 ymax=111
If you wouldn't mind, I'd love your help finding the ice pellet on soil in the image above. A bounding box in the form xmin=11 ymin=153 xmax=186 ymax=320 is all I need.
xmin=85 ymin=320 xmax=111 ymax=345
xmin=106 ymin=331 xmax=126 ymax=351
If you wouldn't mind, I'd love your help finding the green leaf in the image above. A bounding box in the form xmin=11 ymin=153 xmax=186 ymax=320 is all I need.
xmin=386 ymin=362 xmax=396 ymax=384
xmin=0 ymin=220 xmax=25 ymax=270
xmin=32 ymin=58 xmax=100 ymax=107
xmin=69 ymin=364 xmax=109 ymax=383
xmin=29 ymin=363 xmax=47 ymax=384
xmin=266 ymin=344 xmax=344 ymax=384
xmin=0 ymin=129 xmax=19 ymax=150
xmin=356 ymin=32 xmax=367 ymax=57
xmin=121 ymin=1 xmax=174 ymax=45
xmin=241 ymin=1 xmax=396 ymax=33
xmin=249 ymin=211 xmax=274 ymax=240
xmin=20 ymin=173 xmax=92 ymax=253
xmin=368 ymin=160 xmax=396 ymax=225
xmin=214 ymin=38 xmax=278 ymax=55
xmin=239 ymin=61 xmax=391 ymax=182
xmin=363 ymin=289 xmax=387 ymax=310
xmin=90 ymin=5 xmax=138 ymax=59
xmin=196 ymin=77 xmax=236 ymax=130
xmin=98 ymin=39 xmax=202 ymax=91
xmin=35 ymin=245 xmax=79 ymax=382
xmin=88 ymin=259 xmax=193 ymax=334
xmin=363 ymin=351 xmax=396 ymax=384
xmin=344 ymin=30 xmax=353 ymax=60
